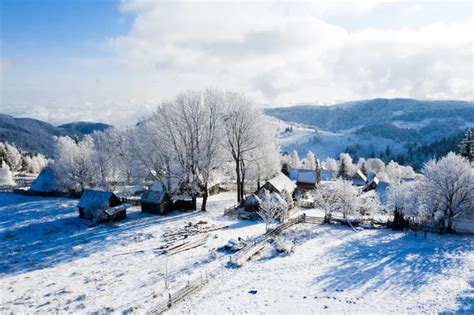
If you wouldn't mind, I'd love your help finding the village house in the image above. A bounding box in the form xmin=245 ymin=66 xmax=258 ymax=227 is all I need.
xmin=141 ymin=182 xmax=172 ymax=214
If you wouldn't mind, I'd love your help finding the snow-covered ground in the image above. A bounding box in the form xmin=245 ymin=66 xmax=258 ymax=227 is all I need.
xmin=1 ymin=192 xmax=473 ymax=314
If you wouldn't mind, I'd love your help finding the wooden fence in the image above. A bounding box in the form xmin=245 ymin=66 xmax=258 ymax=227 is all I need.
xmin=230 ymin=214 xmax=323 ymax=267
xmin=147 ymin=274 xmax=208 ymax=314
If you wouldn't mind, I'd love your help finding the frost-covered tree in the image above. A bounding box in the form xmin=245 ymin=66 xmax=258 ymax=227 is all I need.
xmin=337 ymin=153 xmax=352 ymax=179
xmin=365 ymin=158 xmax=385 ymax=175
xmin=422 ymin=152 xmax=474 ymax=232
xmin=3 ymin=143 xmax=22 ymax=172
xmin=223 ymin=91 xmax=276 ymax=203
xmin=322 ymin=157 xmax=338 ymax=172
xmin=257 ymin=188 xmax=288 ymax=231
xmin=0 ymin=161 xmax=16 ymax=186
xmin=91 ymin=130 xmax=129 ymax=190
xmin=52 ymin=136 xmax=97 ymax=192
xmin=357 ymin=191 xmax=382 ymax=219
xmin=385 ymin=161 xmax=415 ymax=184
xmin=147 ymin=89 xmax=224 ymax=211
xmin=247 ymin=133 xmax=280 ymax=190
xmin=459 ymin=128 xmax=473 ymax=164
xmin=305 ymin=151 xmax=317 ymax=170
xmin=289 ymin=150 xmax=301 ymax=168
xmin=312 ymin=178 xmax=359 ymax=220
xmin=357 ymin=158 xmax=368 ymax=176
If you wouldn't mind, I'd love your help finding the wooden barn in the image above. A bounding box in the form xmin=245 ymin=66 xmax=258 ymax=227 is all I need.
xmin=351 ymin=169 xmax=368 ymax=186
xmin=77 ymin=189 xmax=125 ymax=222
xmin=141 ymin=190 xmax=172 ymax=214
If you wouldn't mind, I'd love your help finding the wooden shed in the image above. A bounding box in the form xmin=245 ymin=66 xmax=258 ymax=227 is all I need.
xmin=77 ymin=189 xmax=124 ymax=222
xmin=141 ymin=190 xmax=172 ymax=214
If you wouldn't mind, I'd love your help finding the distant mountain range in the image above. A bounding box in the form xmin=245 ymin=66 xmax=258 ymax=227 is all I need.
xmin=266 ymin=98 xmax=474 ymax=143
xmin=58 ymin=121 xmax=112 ymax=135
xmin=0 ymin=114 xmax=112 ymax=156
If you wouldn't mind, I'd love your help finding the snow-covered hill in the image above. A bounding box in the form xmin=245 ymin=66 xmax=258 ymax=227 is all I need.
xmin=268 ymin=98 xmax=474 ymax=162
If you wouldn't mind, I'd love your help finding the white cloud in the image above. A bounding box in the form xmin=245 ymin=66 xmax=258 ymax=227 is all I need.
xmin=108 ymin=0 xmax=473 ymax=107
xmin=1 ymin=1 xmax=472 ymax=125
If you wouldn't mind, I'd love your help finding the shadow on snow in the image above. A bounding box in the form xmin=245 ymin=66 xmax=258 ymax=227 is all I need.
xmin=0 ymin=193 xmax=202 ymax=275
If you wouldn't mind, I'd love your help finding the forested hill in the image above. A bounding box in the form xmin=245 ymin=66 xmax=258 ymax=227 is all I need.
xmin=265 ymin=98 xmax=474 ymax=142
xmin=0 ymin=114 xmax=112 ymax=156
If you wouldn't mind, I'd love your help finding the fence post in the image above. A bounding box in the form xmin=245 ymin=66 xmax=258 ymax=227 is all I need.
xmin=168 ymin=293 xmax=172 ymax=308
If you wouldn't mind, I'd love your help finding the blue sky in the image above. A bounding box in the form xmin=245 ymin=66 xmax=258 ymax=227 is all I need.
xmin=1 ymin=0 xmax=130 ymax=59
xmin=1 ymin=1 xmax=473 ymax=125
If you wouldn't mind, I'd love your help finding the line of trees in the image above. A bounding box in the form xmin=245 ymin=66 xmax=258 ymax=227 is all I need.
xmin=0 ymin=142 xmax=47 ymax=174
xmin=51 ymin=89 xmax=280 ymax=211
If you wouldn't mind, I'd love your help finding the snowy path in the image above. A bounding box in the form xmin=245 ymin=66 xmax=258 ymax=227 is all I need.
xmin=1 ymin=192 xmax=473 ymax=314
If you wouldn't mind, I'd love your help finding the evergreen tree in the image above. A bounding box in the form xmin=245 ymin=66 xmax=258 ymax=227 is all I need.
xmin=459 ymin=128 xmax=474 ymax=164
xmin=337 ymin=153 xmax=352 ymax=179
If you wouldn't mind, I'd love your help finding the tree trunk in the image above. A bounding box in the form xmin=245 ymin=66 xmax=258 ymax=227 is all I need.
xmin=235 ymin=161 xmax=241 ymax=204
xmin=192 ymin=196 xmax=197 ymax=211
xmin=201 ymin=188 xmax=208 ymax=212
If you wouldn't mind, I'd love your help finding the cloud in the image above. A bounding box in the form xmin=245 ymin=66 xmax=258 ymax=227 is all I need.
xmin=108 ymin=1 xmax=473 ymax=106
xmin=1 ymin=1 xmax=472 ymax=125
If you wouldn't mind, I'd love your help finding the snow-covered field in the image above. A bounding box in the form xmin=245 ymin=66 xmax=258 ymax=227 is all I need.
xmin=1 ymin=192 xmax=473 ymax=314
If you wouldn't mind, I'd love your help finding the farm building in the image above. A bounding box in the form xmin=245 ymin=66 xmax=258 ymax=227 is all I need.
xmin=77 ymin=189 xmax=125 ymax=222
xmin=141 ymin=183 xmax=172 ymax=215
xmin=258 ymin=172 xmax=296 ymax=197
xmin=351 ymin=169 xmax=367 ymax=186
xmin=28 ymin=167 xmax=62 ymax=196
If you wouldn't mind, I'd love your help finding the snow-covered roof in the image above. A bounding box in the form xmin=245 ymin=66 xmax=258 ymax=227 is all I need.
xmin=29 ymin=167 xmax=60 ymax=193
xmin=297 ymin=169 xmax=317 ymax=184
xmin=245 ymin=194 xmax=262 ymax=206
xmin=352 ymin=169 xmax=367 ymax=182
xmin=77 ymin=190 xmax=117 ymax=211
xmin=141 ymin=190 xmax=166 ymax=203
xmin=289 ymin=168 xmax=318 ymax=184
xmin=266 ymin=173 xmax=296 ymax=194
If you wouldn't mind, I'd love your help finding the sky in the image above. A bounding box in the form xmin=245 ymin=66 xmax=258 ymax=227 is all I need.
xmin=1 ymin=0 xmax=473 ymax=125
